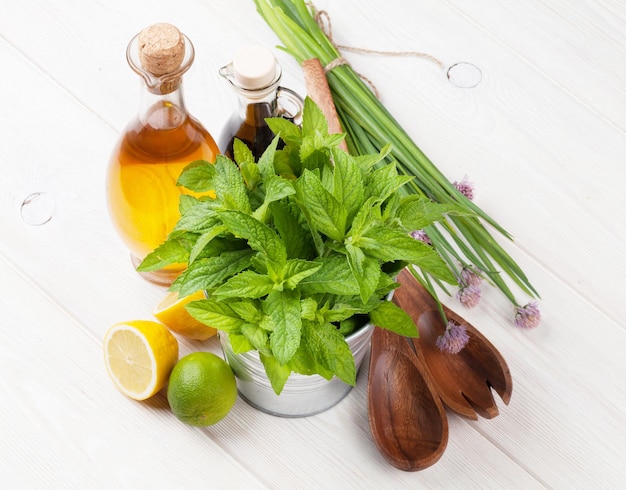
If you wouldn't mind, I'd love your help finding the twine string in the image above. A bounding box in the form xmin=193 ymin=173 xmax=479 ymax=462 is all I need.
xmin=311 ymin=7 xmax=445 ymax=98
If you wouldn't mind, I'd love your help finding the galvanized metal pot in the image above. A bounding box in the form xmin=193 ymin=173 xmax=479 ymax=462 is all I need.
xmin=219 ymin=322 xmax=375 ymax=417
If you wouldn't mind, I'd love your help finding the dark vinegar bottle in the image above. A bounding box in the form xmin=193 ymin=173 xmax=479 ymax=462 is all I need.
xmin=218 ymin=44 xmax=303 ymax=160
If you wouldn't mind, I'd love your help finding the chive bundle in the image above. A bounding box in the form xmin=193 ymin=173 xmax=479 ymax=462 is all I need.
xmin=254 ymin=0 xmax=539 ymax=320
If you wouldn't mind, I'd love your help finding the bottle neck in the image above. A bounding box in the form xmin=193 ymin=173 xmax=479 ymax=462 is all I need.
xmin=126 ymin=30 xmax=195 ymax=129
xmin=236 ymin=89 xmax=278 ymax=126
xmin=138 ymin=78 xmax=188 ymax=129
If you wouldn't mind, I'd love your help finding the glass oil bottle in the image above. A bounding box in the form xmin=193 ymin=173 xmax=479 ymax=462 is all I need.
xmin=106 ymin=23 xmax=219 ymax=286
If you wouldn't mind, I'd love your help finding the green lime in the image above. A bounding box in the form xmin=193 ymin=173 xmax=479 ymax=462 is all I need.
xmin=167 ymin=352 xmax=237 ymax=426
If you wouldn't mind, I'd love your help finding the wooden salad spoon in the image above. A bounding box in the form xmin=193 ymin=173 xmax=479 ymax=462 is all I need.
xmin=393 ymin=268 xmax=513 ymax=420
xmin=367 ymin=325 xmax=449 ymax=471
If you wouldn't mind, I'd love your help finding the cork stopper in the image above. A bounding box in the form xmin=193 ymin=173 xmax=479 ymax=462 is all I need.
xmin=138 ymin=23 xmax=185 ymax=76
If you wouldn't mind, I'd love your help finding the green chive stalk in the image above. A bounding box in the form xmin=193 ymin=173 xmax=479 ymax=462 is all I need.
xmin=253 ymin=0 xmax=540 ymax=318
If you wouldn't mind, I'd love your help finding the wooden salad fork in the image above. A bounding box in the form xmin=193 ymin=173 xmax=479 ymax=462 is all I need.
xmin=393 ymin=268 xmax=513 ymax=420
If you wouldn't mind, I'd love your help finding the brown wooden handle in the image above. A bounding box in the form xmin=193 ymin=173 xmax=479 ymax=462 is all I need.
xmin=302 ymin=58 xmax=348 ymax=152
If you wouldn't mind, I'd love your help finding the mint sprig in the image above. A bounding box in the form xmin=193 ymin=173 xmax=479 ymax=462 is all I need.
xmin=139 ymin=97 xmax=466 ymax=394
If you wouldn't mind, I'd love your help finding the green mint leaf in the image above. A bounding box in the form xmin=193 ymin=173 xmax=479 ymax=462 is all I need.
xmin=322 ymin=303 xmax=363 ymax=324
xmin=375 ymin=270 xmax=401 ymax=296
xmin=218 ymin=210 xmax=287 ymax=265
xmin=282 ymin=259 xmax=322 ymax=290
xmin=214 ymin=155 xmax=252 ymax=213
xmin=136 ymin=238 xmax=189 ymax=272
xmin=241 ymin=323 xmax=271 ymax=355
xmin=175 ymin=249 xmax=255 ymax=297
xmin=325 ymin=133 xmax=346 ymax=148
xmin=345 ymin=241 xmax=381 ymax=303
xmin=214 ymin=270 xmax=275 ymax=299
xmin=229 ymin=300 xmax=263 ymax=324
xmin=369 ymin=301 xmax=419 ymax=337
xmin=228 ymin=333 xmax=254 ymax=354
xmin=178 ymin=194 xmax=201 ymax=214
xmin=233 ymin=138 xmax=255 ymax=167
xmin=301 ymin=321 xmax=356 ymax=386
xmin=288 ymin=349 xmax=322 ymax=378
xmin=272 ymin=148 xmax=299 ymax=180
xmin=252 ymin=175 xmax=295 ymax=222
xmin=298 ymin=255 xmax=360 ymax=295
xmin=256 ymin=135 xmax=281 ymax=180
xmin=288 ymin=329 xmax=334 ymax=379
xmin=186 ymin=299 xmax=246 ymax=332
xmin=259 ymin=314 xmax=275 ymax=332
xmin=381 ymin=192 xmax=402 ymax=223
xmin=299 ymin=133 xmax=331 ymax=173
xmin=233 ymin=139 xmax=262 ymax=191
xmin=300 ymin=297 xmax=318 ymax=322
xmin=266 ymin=118 xmax=302 ymax=148
xmin=188 ymin=236 xmax=248 ymax=262
xmin=295 ymin=169 xmax=346 ymax=241
xmin=296 ymin=98 xmax=341 ymax=173
xmin=270 ymin=200 xmax=315 ymax=259
xmin=331 ymin=148 xmax=364 ymax=222
xmin=177 ymin=160 xmax=215 ymax=192
xmin=365 ymin=162 xmax=413 ymax=202
xmin=413 ymin=248 xmax=457 ymax=284
xmin=347 ymin=196 xmax=379 ymax=238
xmin=398 ymin=195 xmax=473 ymax=230
xmin=353 ymin=144 xmax=392 ymax=173
xmin=173 ymin=201 xmax=220 ymax=233
xmin=259 ymin=352 xmax=292 ymax=395
xmin=301 ymin=96 xmax=328 ymax=138
xmin=267 ymin=289 xmax=302 ymax=365
xmin=188 ymin=225 xmax=228 ymax=264
xmin=358 ymin=226 xmax=419 ymax=261
xmin=358 ymin=226 xmax=456 ymax=283
xmin=264 ymin=175 xmax=296 ymax=203
xmin=241 ymin=161 xmax=262 ymax=192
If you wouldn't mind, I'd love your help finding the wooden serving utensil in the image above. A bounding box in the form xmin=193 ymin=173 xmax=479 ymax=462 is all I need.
xmin=368 ymin=326 xmax=448 ymax=471
xmin=393 ymin=268 xmax=513 ymax=420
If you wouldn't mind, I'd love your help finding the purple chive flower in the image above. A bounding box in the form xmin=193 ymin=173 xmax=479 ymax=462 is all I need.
xmin=410 ymin=229 xmax=432 ymax=245
xmin=453 ymin=176 xmax=475 ymax=201
xmin=514 ymin=301 xmax=541 ymax=329
xmin=457 ymin=284 xmax=481 ymax=308
xmin=436 ymin=321 xmax=470 ymax=354
xmin=461 ymin=266 xmax=483 ymax=287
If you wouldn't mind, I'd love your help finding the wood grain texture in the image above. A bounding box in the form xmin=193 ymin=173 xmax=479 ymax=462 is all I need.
xmin=1 ymin=0 xmax=625 ymax=487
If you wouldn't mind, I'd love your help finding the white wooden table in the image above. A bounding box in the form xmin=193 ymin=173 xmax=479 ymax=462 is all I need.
xmin=1 ymin=0 xmax=625 ymax=487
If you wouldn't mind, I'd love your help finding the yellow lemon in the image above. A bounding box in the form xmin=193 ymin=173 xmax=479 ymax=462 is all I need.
xmin=103 ymin=320 xmax=178 ymax=400
xmin=167 ymin=352 xmax=237 ymax=426
xmin=153 ymin=290 xmax=217 ymax=340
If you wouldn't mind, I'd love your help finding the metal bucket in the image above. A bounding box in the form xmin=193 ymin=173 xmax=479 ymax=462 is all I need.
xmin=219 ymin=322 xmax=375 ymax=417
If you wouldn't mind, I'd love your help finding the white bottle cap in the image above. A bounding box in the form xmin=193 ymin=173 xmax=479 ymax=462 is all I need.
xmin=232 ymin=45 xmax=277 ymax=90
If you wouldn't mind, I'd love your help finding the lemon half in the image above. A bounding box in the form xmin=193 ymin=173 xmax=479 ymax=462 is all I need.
xmin=104 ymin=320 xmax=178 ymax=400
xmin=153 ymin=291 xmax=217 ymax=340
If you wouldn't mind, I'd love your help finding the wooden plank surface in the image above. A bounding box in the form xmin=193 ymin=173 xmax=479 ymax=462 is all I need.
xmin=1 ymin=0 xmax=624 ymax=487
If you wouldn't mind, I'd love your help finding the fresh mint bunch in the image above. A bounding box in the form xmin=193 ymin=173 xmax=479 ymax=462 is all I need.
xmin=139 ymin=97 xmax=465 ymax=394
